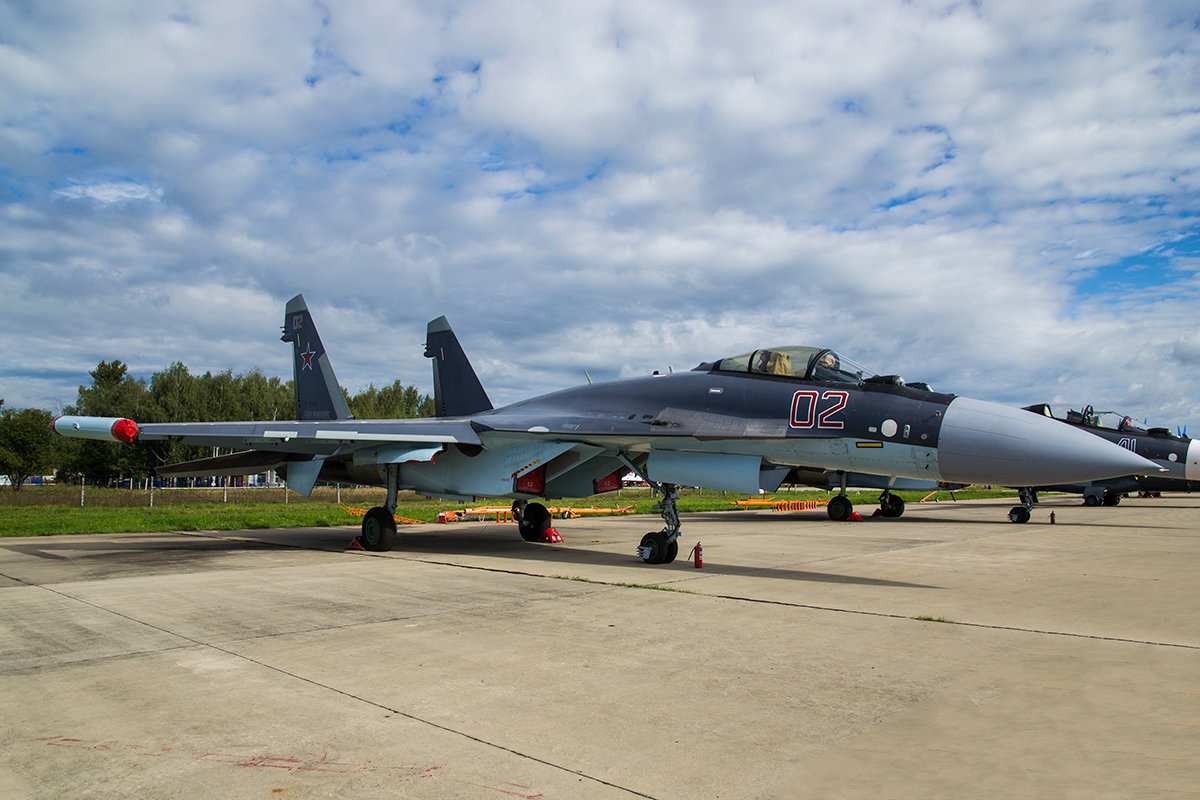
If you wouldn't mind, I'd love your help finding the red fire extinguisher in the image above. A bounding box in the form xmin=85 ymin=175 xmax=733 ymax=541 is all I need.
xmin=690 ymin=541 xmax=703 ymax=568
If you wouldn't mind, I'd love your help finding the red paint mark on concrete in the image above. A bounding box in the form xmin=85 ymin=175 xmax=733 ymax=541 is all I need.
xmin=36 ymin=736 xmax=441 ymax=781
xmin=37 ymin=735 xmax=548 ymax=796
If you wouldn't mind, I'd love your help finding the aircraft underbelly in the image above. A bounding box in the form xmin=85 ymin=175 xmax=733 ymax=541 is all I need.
xmin=399 ymin=439 xmax=575 ymax=498
xmin=843 ymin=441 xmax=940 ymax=479
xmin=687 ymin=438 xmax=941 ymax=482
xmin=646 ymin=450 xmax=783 ymax=495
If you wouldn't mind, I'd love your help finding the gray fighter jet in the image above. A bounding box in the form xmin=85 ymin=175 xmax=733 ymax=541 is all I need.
xmin=1024 ymin=404 xmax=1200 ymax=505
xmin=54 ymin=294 xmax=1158 ymax=563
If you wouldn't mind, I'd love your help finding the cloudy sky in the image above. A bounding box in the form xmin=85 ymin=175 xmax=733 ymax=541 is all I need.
xmin=3 ymin=0 xmax=1199 ymax=431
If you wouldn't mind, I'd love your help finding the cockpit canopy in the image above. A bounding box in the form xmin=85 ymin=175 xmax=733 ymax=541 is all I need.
xmin=711 ymin=346 xmax=875 ymax=384
xmin=1030 ymin=404 xmax=1177 ymax=438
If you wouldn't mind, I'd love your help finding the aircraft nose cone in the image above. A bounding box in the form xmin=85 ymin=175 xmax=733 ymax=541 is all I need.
xmin=937 ymin=397 xmax=1159 ymax=486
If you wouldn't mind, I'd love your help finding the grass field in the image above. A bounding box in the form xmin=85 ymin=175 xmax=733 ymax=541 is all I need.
xmin=0 ymin=484 xmax=1017 ymax=538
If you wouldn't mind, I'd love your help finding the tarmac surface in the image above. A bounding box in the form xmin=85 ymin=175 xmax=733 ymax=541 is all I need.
xmin=1 ymin=494 xmax=1198 ymax=799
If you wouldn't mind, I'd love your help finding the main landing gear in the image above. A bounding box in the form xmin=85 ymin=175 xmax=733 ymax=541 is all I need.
xmin=879 ymin=491 xmax=905 ymax=518
xmin=827 ymin=472 xmax=853 ymax=521
xmin=511 ymin=499 xmax=553 ymax=541
xmin=1008 ymin=487 xmax=1037 ymax=523
xmin=1083 ymin=488 xmax=1121 ymax=507
xmin=638 ymin=482 xmax=681 ymax=564
xmin=360 ymin=465 xmax=400 ymax=551
xmin=827 ymin=493 xmax=853 ymax=521
xmin=826 ymin=490 xmax=905 ymax=521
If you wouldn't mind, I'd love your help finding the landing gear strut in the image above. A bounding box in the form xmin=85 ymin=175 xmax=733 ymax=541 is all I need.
xmin=1008 ymin=487 xmax=1037 ymax=524
xmin=827 ymin=472 xmax=853 ymax=521
xmin=638 ymin=482 xmax=681 ymax=564
xmin=361 ymin=465 xmax=399 ymax=550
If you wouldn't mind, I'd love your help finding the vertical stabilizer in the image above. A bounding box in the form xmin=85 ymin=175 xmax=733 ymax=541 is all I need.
xmin=281 ymin=294 xmax=353 ymax=421
xmin=424 ymin=316 xmax=493 ymax=417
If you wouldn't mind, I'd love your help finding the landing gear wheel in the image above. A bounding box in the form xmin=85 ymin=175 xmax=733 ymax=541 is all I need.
xmin=1083 ymin=495 xmax=1100 ymax=507
xmin=1103 ymin=492 xmax=1121 ymax=507
xmin=361 ymin=507 xmax=397 ymax=551
xmin=639 ymin=531 xmax=670 ymax=564
xmin=664 ymin=540 xmax=679 ymax=563
xmin=517 ymin=501 xmax=552 ymax=541
xmin=827 ymin=495 xmax=853 ymax=521
xmin=880 ymin=494 xmax=905 ymax=518
xmin=1008 ymin=506 xmax=1031 ymax=524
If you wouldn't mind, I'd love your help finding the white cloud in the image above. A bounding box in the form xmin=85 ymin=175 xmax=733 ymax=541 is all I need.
xmin=1 ymin=0 xmax=1199 ymax=433
xmin=54 ymin=181 xmax=162 ymax=204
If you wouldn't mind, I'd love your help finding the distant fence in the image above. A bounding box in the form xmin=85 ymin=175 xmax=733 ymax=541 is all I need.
xmin=0 ymin=485 xmax=388 ymax=508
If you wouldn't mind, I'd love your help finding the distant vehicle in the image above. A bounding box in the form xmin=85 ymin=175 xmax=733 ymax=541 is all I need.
xmin=1024 ymin=404 xmax=1200 ymax=504
xmin=53 ymin=295 xmax=1155 ymax=562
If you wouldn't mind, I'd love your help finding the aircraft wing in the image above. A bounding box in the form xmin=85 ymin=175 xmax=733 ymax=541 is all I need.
xmin=52 ymin=415 xmax=483 ymax=493
xmin=132 ymin=418 xmax=482 ymax=453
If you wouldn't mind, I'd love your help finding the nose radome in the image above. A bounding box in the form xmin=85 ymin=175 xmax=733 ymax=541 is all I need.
xmin=937 ymin=397 xmax=1160 ymax=486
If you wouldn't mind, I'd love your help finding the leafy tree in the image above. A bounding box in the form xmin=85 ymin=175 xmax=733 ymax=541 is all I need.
xmin=0 ymin=407 xmax=56 ymax=491
xmin=349 ymin=380 xmax=434 ymax=419
xmin=237 ymin=369 xmax=293 ymax=422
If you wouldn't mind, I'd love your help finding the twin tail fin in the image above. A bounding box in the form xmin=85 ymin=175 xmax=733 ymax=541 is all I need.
xmin=281 ymin=294 xmax=353 ymax=421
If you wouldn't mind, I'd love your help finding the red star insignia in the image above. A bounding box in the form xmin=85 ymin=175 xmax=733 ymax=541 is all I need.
xmin=300 ymin=344 xmax=316 ymax=370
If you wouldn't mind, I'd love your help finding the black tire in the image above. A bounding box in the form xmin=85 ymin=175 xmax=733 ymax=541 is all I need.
xmin=361 ymin=507 xmax=397 ymax=551
xmin=1008 ymin=506 xmax=1031 ymax=524
xmin=664 ymin=540 xmax=679 ymax=563
xmin=639 ymin=531 xmax=669 ymax=564
xmin=881 ymin=494 xmax=905 ymax=518
xmin=827 ymin=495 xmax=853 ymax=521
xmin=1083 ymin=495 xmax=1100 ymax=507
xmin=518 ymin=501 xmax=551 ymax=541
xmin=1103 ymin=492 xmax=1121 ymax=507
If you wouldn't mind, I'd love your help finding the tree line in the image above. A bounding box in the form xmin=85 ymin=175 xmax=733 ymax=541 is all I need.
xmin=0 ymin=360 xmax=433 ymax=491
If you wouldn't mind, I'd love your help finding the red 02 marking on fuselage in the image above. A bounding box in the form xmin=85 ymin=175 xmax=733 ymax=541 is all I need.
xmin=790 ymin=390 xmax=849 ymax=429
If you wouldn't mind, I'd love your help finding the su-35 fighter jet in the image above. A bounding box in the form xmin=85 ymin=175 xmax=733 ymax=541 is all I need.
xmin=1024 ymin=403 xmax=1200 ymax=506
xmin=54 ymin=295 xmax=1158 ymax=563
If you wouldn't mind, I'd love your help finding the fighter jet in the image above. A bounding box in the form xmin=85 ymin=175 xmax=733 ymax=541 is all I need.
xmin=53 ymin=295 xmax=1158 ymax=563
xmin=1024 ymin=404 xmax=1200 ymax=504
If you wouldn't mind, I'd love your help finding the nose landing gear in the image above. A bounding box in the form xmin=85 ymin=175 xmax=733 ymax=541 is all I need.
xmin=638 ymin=483 xmax=681 ymax=564
xmin=1008 ymin=487 xmax=1037 ymax=523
